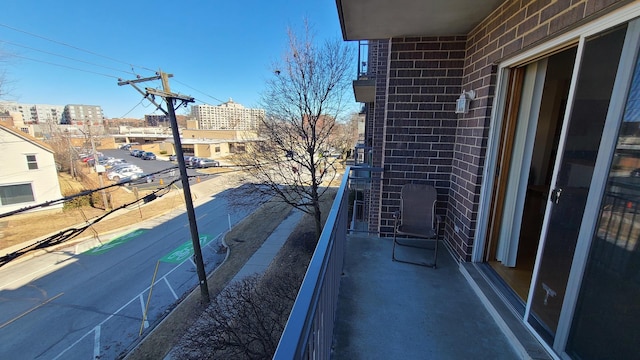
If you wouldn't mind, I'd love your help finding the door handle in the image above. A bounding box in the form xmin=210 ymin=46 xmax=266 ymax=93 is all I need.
xmin=550 ymin=188 xmax=563 ymax=204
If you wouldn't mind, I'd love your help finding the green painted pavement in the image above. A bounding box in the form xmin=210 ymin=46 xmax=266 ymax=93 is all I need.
xmin=160 ymin=234 xmax=213 ymax=263
xmin=85 ymin=229 xmax=146 ymax=255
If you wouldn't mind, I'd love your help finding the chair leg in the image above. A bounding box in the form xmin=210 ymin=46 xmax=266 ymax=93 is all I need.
xmin=392 ymin=230 xmax=398 ymax=261
xmin=392 ymin=237 xmax=437 ymax=268
xmin=432 ymin=238 xmax=438 ymax=269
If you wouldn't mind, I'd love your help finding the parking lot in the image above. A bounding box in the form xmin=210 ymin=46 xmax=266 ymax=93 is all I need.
xmin=98 ymin=149 xmax=203 ymax=189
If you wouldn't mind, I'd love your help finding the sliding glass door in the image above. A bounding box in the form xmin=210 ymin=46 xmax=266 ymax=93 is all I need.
xmin=485 ymin=18 xmax=640 ymax=356
xmin=526 ymin=25 xmax=628 ymax=343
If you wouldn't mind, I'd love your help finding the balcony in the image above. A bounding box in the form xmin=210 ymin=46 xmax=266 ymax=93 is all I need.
xmin=353 ymin=41 xmax=375 ymax=103
xmin=274 ymin=165 xmax=548 ymax=359
xmin=336 ymin=0 xmax=506 ymax=40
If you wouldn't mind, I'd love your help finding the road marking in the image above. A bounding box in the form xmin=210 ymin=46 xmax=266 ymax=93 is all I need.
xmin=159 ymin=234 xmax=213 ymax=263
xmin=84 ymin=229 xmax=146 ymax=255
xmin=93 ymin=326 xmax=101 ymax=359
xmin=0 ymin=292 xmax=63 ymax=329
xmin=138 ymin=294 xmax=149 ymax=329
xmin=53 ymin=232 xmax=223 ymax=359
xmin=183 ymin=213 xmax=208 ymax=227
xmin=163 ymin=277 xmax=178 ymax=300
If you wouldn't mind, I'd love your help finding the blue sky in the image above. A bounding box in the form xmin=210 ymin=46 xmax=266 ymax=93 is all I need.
xmin=0 ymin=1 xmax=357 ymax=119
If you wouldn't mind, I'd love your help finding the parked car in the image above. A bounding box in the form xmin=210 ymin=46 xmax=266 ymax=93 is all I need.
xmin=130 ymin=149 xmax=144 ymax=157
xmin=187 ymin=157 xmax=201 ymax=168
xmin=81 ymin=153 xmax=103 ymax=163
xmin=106 ymin=166 xmax=143 ymax=181
xmin=105 ymin=158 xmax=127 ymax=169
xmin=118 ymin=172 xmax=156 ymax=185
xmin=107 ymin=168 xmax=144 ymax=181
xmin=108 ymin=163 xmax=141 ymax=173
xmin=142 ymin=152 xmax=156 ymax=160
xmin=87 ymin=156 xmax=109 ymax=167
xmin=196 ymin=159 xmax=219 ymax=168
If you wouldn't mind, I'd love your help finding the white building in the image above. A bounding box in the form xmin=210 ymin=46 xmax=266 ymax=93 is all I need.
xmin=0 ymin=102 xmax=64 ymax=125
xmin=0 ymin=123 xmax=63 ymax=214
xmin=191 ymin=99 xmax=264 ymax=130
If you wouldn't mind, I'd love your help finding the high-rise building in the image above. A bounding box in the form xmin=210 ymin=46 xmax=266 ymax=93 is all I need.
xmin=191 ymin=99 xmax=264 ymax=130
xmin=62 ymin=104 xmax=104 ymax=126
xmin=0 ymin=102 xmax=64 ymax=124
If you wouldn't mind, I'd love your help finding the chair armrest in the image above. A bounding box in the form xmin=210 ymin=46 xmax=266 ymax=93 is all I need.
xmin=393 ymin=210 xmax=401 ymax=229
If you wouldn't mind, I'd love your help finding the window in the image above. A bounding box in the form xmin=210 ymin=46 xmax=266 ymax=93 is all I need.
xmin=215 ymin=146 xmax=220 ymax=153
xmin=0 ymin=183 xmax=35 ymax=205
xmin=26 ymin=155 xmax=38 ymax=170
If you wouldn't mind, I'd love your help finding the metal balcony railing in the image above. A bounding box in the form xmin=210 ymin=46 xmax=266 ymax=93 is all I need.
xmin=357 ymin=41 xmax=369 ymax=79
xmin=273 ymin=163 xmax=383 ymax=359
xmin=273 ymin=166 xmax=350 ymax=359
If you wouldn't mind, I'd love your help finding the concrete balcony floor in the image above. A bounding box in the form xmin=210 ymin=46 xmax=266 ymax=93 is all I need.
xmin=331 ymin=235 xmax=521 ymax=359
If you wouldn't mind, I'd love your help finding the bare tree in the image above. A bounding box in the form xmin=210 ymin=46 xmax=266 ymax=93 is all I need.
xmin=0 ymin=47 xmax=16 ymax=100
xmin=238 ymin=22 xmax=354 ymax=239
xmin=178 ymin=270 xmax=303 ymax=359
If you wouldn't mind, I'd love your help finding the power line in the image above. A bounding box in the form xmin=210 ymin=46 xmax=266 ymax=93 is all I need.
xmin=174 ymin=79 xmax=225 ymax=104
xmin=11 ymin=54 xmax=120 ymax=79
xmin=0 ymin=22 xmax=157 ymax=74
xmin=119 ymin=98 xmax=147 ymax=118
xmin=0 ymin=39 xmax=138 ymax=76
xmin=0 ymin=176 xmax=184 ymax=268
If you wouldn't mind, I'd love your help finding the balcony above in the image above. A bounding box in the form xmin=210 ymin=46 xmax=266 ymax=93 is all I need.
xmin=336 ymin=0 xmax=505 ymax=40
xmin=353 ymin=76 xmax=375 ymax=103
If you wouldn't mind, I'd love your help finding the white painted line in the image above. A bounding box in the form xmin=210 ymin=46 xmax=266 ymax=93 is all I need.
xmin=189 ymin=257 xmax=196 ymax=268
xmin=52 ymin=231 xmax=224 ymax=358
xmin=183 ymin=212 xmax=208 ymax=227
xmin=93 ymin=326 xmax=101 ymax=358
xmin=163 ymin=277 xmax=178 ymax=300
xmin=138 ymin=294 xmax=149 ymax=328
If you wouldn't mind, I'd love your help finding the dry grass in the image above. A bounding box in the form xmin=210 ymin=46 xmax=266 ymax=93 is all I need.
xmin=125 ymin=198 xmax=294 ymax=360
xmin=0 ymin=171 xmax=184 ymax=251
xmin=127 ymin=188 xmax=338 ymax=360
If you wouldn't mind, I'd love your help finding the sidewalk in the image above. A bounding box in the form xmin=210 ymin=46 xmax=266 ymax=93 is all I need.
xmin=230 ymin=209 xmax=303 ymax=282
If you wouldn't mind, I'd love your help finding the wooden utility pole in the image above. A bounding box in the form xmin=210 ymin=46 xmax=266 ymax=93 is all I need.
xmin=87 ymin=120 xmax=109 ymax=210
xmin=118 ymin=72 xmax=210 ymax=303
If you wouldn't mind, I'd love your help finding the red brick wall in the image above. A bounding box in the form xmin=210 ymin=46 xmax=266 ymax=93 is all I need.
xmin=366 ymin=40 xmax=390 ymax=233
xmin=449 ymin=0 xmax=631 ymax=260
xmin=368 ymin=0 xmax=631 ymax=261
xmin=376 ymin=36 xmax=466 ymax=236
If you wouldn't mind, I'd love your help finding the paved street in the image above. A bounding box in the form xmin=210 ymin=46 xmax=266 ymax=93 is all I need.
xmin=0 ymin=182 xmax=263 ymax=359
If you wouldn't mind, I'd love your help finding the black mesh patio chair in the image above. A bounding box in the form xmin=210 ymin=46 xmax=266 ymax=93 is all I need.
xmin=392 ymin=183 xmax=440 ymax=268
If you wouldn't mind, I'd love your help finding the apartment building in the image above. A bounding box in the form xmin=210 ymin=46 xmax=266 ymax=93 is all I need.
xmin=0 ymin=102 xmax=64 ymax=124
xmin=339 ymin=0 xmax=640 ymax=358
xmin=191 ymin=99 xmax=264 ymax=130
xmin=62 ymin=104 xmax=104 ymax=126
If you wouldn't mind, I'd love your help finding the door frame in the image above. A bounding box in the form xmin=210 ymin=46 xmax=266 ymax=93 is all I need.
xmin=475 ymin=2 xmax=640 ymax=263
xmin=474 ymin=3 xmax=640 ymax=359
xmin=554 ymin=19 xmax=640 ymax=357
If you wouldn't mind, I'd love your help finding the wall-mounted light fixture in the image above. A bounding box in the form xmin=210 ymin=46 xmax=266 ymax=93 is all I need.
xmin=455 ymin=90 xmax=476 ymax=114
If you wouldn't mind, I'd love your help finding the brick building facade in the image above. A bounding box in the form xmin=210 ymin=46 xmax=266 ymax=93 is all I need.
xmin=340 ymin=0 xmax=640 ymax=358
